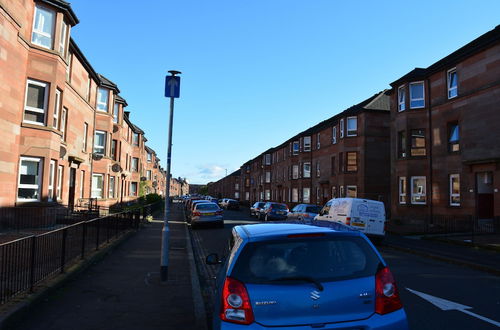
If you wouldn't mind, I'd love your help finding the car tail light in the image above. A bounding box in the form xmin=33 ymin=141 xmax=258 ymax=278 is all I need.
xmin=192 ymin=211 xmax=201 ymax=216
xmin=216 ymin=210 xmax=223 ymax=215
xmin=375 ymin=267 xmax=403 ymax=315
xmin=220 ymin=277 xmax=254 ymax=325
xmin=346 ymin=217 xmax=351 ymax=225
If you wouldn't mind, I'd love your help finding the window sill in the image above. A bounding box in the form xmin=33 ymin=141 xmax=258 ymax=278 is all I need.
xmin=21 ymin=123 xmax=63 ymax=136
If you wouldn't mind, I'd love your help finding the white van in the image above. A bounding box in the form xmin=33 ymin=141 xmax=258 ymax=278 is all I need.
xmin=314 ymin=198 xmax=386 ymax=240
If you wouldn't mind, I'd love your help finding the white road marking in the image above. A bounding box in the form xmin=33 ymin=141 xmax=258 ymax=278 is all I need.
xmin=407 ymin=288 xmax=500 ymax=327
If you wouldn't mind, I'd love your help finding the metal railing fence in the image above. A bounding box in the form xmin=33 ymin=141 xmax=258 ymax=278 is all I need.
xmin=0 ymin=209 xmax=143 ymax=305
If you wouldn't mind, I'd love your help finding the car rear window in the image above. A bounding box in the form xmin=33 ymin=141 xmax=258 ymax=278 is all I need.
xmin=196 ymin=204 xmax=219 ymax=211
xmin=305 ymin=206 xmax=321 ymax=213
xmin=271 ymin=204 xmax=287 ymax=210
xmin=231 ymin=236 xmax=380 ymax=283
xmin=258 ymin=203 xmax=265 ymax=208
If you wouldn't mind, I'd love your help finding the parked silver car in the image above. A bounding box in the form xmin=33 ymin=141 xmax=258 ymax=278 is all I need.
xmin=288 ymin=203 xmax=322 ymax=221
xmin=191 ymin=202 xmax=224 ymax=228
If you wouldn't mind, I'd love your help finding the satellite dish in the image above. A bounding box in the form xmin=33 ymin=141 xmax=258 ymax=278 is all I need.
xmin=113 ymin=124 xmax=119 ymax=133
xmin=59 ymin=146 xmax=67 ymax=159
xmin=140 ymin=176 xmax=147 ymax=181
xmin=92 ymin=153 xmax=103 ymax=161
xmin=112 ymin=163 xmax=122 ymax=172
xmin=152 ymin=181 xmax=158 ymax=187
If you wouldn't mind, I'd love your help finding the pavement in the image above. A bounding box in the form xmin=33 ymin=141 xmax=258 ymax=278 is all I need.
xmin=0 ymin=202 xmax=207 ymax=330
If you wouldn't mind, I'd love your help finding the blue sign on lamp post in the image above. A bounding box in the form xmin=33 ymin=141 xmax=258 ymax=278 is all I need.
xmin=160 ymin=70 xmax=181 ymax=282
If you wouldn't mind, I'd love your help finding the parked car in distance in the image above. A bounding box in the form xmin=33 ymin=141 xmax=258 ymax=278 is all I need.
xmin=287 ymin=204 xmax=322 ymax=221
xmin=218 ymin=198 xmax=229 ymax=208
xmin=250 ymin=202 xmax=266 ymax=217
xmin=315 ymin=197 xmax=386 ymax=242
xmin=226 ymin=199 xmax=240 ymax=210
xmin=206 ymin=222 xmax=408 ymax=329
xmin=190 ymin=202 xmax=223 ymax=228
xmin=187 ymin=200 xmax=212 ymax=220
xmin=258 ymin=202 xmax=289 ymax=221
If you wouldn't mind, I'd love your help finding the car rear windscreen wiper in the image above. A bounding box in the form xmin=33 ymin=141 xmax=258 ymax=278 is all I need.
xmin=267 ymin=276 xmax=324 ymax=291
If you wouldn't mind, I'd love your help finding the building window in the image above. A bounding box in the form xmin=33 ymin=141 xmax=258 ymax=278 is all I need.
xmin=340 ymin=119 xmax=344 ymax=138
xmin=303 ymin=162 xmax=311 ymax=178
xmin=32 ymin=5 xmax=55 ymax=49
xmin=91 ymin=174 xmax=103 ymax=198
xmin=411 ymin=176 xmax=426 ymax=204
xmin=303 ymin=187 xmax=310 ymax=203
xmin=80 ymin=170 xmax=85 ymax=198
xmin=59 ymin=20 xmax=68 ymax=56
xmin=24 ymin=79 xmax=48 ymax=125
xmin=292 ymin=188 xmax=298 ymax=202
xmin=450 ymin=174 xmax=460 ymax=206
xmin=265 ymin=190 xmax=270 ymax=201
xmin=56 ymin=165 xmax=63 ymax=200
xmin=111 ymin=139 xmax=117 ymax=160
xmin=235 ymin=183 xmax=239 ymax=190
xmin=316 ymin=162 xmax=320 ymax=177
xmin=339 ymin=185 xmax=345 ymax=197
xmin=292 ymin=165 xmax=299 ymax=179
xmin=94 ymin=131 xmax=106 ymax=155
xmin=316 ymin=133 xmax=321 ymax=149
xmin=130 ymin=182 xmax=138 ymax=196
xmin=53 ymin=89 xmax=61 ymax=129
xmin=410 ymin=129 xmax=426 ymax=156
xmin=146 ymin=170 xmax=152 ymax=181
xmin=109 ymin=176 xmax=115 ymax=198
xmin=409 ymin=82 xmax=425 ymax=109
xmin=97 ymin=88 xmax=109 ymax=112
xmin=398 ymin=131 xmax=407 ymax=158
xmin=346 ymin=152 xmax=357 ymax=172
xmin=245 ymin=192 xmax=250 ymax=201
xmin=133 ymin=133 xmax=139 ymax=146
xmin=346 ymin=185 xmax=357 ymax=198
xmin=447 ymin=68 xmax=458 ymax=99
xmin=113 ymin=103 xmax=119 ymax=123
xmin=48 ymin=160 xmax=55 ymax=202
xmin=147 ymin=152 xmax=152 ymax=162
xmin=303 ymin=136 xmax=311 ymax=152
xmin=332 ymin=126 xmax=337 ymax=144
xmin=265 ymin=171 xmax=271 ymax=183
xmin=449 ymin=123 xmax=460 ymax=153
xmin=235 ymin=192 xmax=240 ymax=199
xmin=399 ymin=177 xmax=406 ymax=204
xmin=398 ymin=85 xmax=406 ymax=111
xmin=18 ymin=157 xmax=42 ymax=201
xmin=292 ymin=141 xmax=299 ymax=155
xmin=83 ymin=123 xmax=88 ymax=152
xmin=60 ymin=107 xmax=68 ymax=141
xmin=331 ymin=186 xmax=337 ymax=199
xmin=264 ymin=154 xmax=271 ymax=165
xmin=131 ymin=158 xmax=139 ymax=172
xmin=346 ymin=117 xmax=357 ymax=137
xmin=330 ymin=156 xmax=335 ymax=175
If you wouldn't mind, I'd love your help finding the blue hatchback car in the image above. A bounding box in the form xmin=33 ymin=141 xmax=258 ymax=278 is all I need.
xmin=206 ymin=222 xmax=408 ymax=329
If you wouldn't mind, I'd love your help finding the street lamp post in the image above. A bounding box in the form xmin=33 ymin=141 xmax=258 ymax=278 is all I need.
xmin=160 ymin=70 xmax=181 ymax=282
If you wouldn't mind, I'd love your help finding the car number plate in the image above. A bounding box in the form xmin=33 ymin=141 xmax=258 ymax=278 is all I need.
xmin=204 ymin=212 xmax=214 ymax=216
xmin=352 ymin=222 xmax=365 ymax=227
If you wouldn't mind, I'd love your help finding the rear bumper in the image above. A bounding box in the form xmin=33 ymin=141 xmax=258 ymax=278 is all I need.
xmin=216 ymin=309 xmax=408 ymax=329
xmin=191 ymin=216 xmax=223 ymax=224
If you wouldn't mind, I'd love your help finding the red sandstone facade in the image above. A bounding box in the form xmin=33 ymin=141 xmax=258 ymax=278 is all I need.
xmin=390 ymin=26 xmax=500 ymax=220
xmin=0 ymin=0 xmax=167 ymax=209
xmin=210 ymin=91 xmax=391 ymax=208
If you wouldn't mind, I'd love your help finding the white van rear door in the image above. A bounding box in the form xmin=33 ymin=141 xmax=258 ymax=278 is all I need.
xmin=364 ymin=202 xmax=385 ymax=235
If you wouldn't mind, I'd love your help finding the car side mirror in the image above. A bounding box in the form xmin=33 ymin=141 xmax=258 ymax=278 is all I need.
xmin=206 ymin=253 xmax=222 ymax=265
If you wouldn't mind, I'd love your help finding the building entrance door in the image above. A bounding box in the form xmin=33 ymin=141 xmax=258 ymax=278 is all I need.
xmin=476 ymin=172 xmax=494 ymax=219
xmin=69 ymin=168 xmax=76 ymax=211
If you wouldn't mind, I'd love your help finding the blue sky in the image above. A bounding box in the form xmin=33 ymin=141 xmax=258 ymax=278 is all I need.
xmin=70 ymin=0 xmax=500 ymax=184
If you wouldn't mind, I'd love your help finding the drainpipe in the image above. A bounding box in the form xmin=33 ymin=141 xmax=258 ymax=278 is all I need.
xmin=427 ymin=79 xmax=433 ymax=224
xmin=89 ymin=88 xmax=98 ymax=208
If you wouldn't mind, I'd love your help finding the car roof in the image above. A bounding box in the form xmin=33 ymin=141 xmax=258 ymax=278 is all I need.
xmin=235 ymin=223 xmax=361 ymax=242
